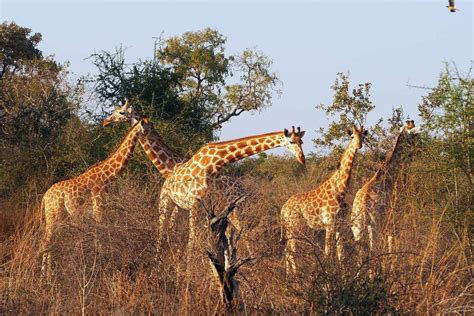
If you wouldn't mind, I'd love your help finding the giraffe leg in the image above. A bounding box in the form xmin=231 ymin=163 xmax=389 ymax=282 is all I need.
xmin=387 ymin=234 xmax=395 ymax=272
xmin=157 ymin=195 xmax=172 ymax=248
xmin=184 ymin=207 xmax=198 ymax=310
xmin=92 ymin=192 xmax=104 ymax=222
xmin=281 ymin=207 xmax=298 ymax=275
xmin=324 ymin=222 xmax=336 ymax=258
xmin=41 ymin=228 xmax=53 ymax=282
xmin=167 ymin=205 xmax=179 ymax=237
xmin=41 ymin=191 xmax=65 ymax=282
xmin=336 ymin=232 xmax=343 ymax=261
xmin=228 ymin=208 xmax=252 ymax=257
xmin=368 ymin=224 xmax=374 ymax=251
xmin=285 ymin=233 xmax=297 ymax=276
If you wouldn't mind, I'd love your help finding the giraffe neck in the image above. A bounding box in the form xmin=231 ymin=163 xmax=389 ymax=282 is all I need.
xmin=85 ymin=122 xmax=142 ymax=183
xmin=383 ymin=132 xmax=408 ymax=173
xmin=330 ymin=139 xmax=359 ymax=193
xmin=192 ymin=131 xmax=284 ymax=174
xmin=371 ymin=130 xmax=411 ymax=189
xmin=139 ymin=123 xmax=187 ymax=177
xmin=371 ymin=131 xmax=408 ymax=182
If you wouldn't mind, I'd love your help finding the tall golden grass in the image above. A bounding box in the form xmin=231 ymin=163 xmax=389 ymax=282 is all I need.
xmin=0 ymin=155 xmax=471 ymax=314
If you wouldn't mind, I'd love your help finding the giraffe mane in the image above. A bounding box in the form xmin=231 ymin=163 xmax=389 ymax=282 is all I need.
xmin=206 ymin=131 xmax=283 ymax=147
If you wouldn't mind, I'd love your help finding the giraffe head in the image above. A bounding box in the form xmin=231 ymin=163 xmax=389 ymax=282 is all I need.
xmin=401 ymin=120 xmax=420 ymax=135
xmin=347 ymin=125 xmax=368 ymax=149
xmin=399 ymin=120 xmax=420 ymax=149
xmin=103 ymin=99 xmax=142 ymax=127
xmin=282 ymin=126 xmax=306 ymax=165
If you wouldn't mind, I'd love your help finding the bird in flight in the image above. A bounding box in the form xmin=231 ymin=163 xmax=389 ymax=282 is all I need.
xmin=447 ymin=0 xmax=457 ymax=12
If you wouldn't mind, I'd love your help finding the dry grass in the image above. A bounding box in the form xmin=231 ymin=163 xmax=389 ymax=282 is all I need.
xmin=0 ymin=161 xmax=472 ymax=314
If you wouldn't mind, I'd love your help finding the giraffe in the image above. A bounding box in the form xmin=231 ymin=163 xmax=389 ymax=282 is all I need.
xmin=158 ymin=126 xmax=306 ymax=254
xmin=102 ymin=100 xmax=247 ymax=236
xmin=40 ymin=118 xmax=148 ymax=277
xmin=350 ymin=120 xmax=419 ymax=252
xmin=281 ymin=125 xmax=367 ymax=274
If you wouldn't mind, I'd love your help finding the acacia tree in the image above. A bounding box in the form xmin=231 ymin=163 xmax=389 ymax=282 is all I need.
xmin=156 ymin=28 xmax=280 ymax=129
xmin=89 ymin=28 xmax=280 ymax=152
xmin=314 ymin=72 xmax=388 ymax=153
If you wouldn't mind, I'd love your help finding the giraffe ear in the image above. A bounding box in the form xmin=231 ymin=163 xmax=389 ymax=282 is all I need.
xmin=284 ymin=128 xmax=289 ymax=137
xmin=346 ymin=128 xmax=352 ymax=136
xmin=363 ymin=130 xmax=368 ymax=136
xmin=142 ymin=116 xmax=150 ymax=123
xmin=299 ymin=130 xmax=306 ymax=138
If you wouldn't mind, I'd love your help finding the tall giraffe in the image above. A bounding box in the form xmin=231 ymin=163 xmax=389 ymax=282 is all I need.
xmin=41 ymin=118 xmax=148 ymax=276
xmin=103 ymin=100 xmax=247 ymax=233
xmin=159 ymin=126 xmax=306 ymax=252
xmin=351 ymin=120 xmax=419 ymax=251
xmin=281 ymin=125 xmax=367 ymax=274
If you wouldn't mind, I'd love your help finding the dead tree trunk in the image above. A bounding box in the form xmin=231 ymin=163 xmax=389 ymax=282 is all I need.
xmin=205 ymin=195 xmax=254 ymax=312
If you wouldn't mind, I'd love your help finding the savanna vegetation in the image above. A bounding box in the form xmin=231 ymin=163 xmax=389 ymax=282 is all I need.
xmin=0 ymin=22 xmax=472 ymax=314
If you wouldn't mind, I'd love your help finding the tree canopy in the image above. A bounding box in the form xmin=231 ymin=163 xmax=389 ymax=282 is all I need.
xmin=418 ymin=62 xmax=473 ymax=210
xmin=89 ymin=28 xmax=280 ymax=152
xmin=0 ymin=22 xmax=42 ymax=79
xmin=314 ymin=72 xmax=387 ymax=152
xmin=0 ymin=22 xmax=83 ymax=195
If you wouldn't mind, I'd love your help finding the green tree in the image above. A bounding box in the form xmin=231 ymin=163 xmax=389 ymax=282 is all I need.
xmin=157 ymin=28 xmax=280 ymax=129
xmin=418 ymin=62 xmax=473 ymax=210
xmin=0 ymin=23 xmax=84 ymax=196
xmin=314 ymin=72 xmax=384 ymax=152
xmin=89 ymin=28 xmax=280 ymax=152
xmin=0 ymin=22 xmax=42 ymax=79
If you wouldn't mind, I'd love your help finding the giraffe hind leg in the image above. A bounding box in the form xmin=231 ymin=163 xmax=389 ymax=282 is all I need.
xmin=41 ymin=191 xmax=66 ymax=282
xmin=285 ymin=236 xmax=297 ymax=276
xmin=281 ymin=207 xmax=298 ymax=275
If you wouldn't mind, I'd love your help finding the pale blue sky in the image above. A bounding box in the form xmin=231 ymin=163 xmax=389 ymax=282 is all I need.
xmin=1 ymin=0 xmax=472 ymax=154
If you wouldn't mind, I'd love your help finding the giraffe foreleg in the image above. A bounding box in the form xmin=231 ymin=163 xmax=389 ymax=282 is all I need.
xmin=183 ymin=206 xmax=199 ymax=308
xmin=281 ymin=206 xmax=298 ymax=275
xmin=92 ymin=191 xmax=104 ymax=222
xmin=167 ymin=205 xmax=179 ymax=237
xmin=157 ymin=194 xmax=172 ymax=247
xmin=324 ymin=220 xmax=336 ymax=258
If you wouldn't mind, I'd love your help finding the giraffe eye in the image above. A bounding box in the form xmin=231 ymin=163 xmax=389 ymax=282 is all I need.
xmin=289 ymin=140 xmax=295 ymax=144
xmin=119 ymin=111 xmax=125 ymax=115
